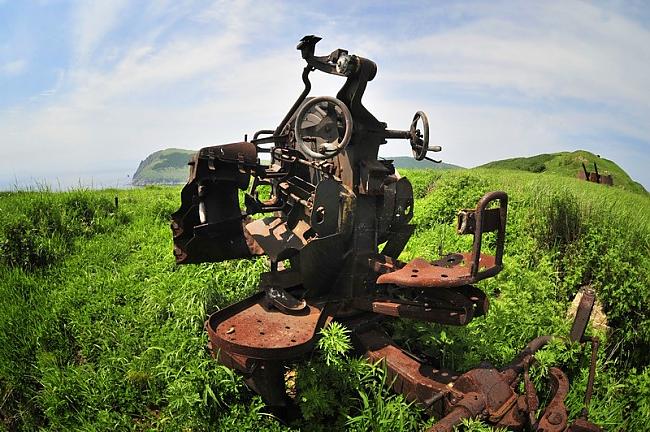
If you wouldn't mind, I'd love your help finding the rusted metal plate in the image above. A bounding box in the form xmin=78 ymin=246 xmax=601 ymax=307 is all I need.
xmin=537 ymin=368 xmax=570 ymax=431
xmin=376 ymin=253 xmax=498 ymax=288
xmin=245 ymin=217 xmax=308 ymax=261
xmin=456 ymin=285 xmax=489 ymax=317
xmin=567 ymin=418 xmax=603 ymax=431
xmin=570 ymin=288 xmax=596 ymax=343
xmin=351 ymin=286 xmax=482 ymax=325
xmin=380 ymin=224 xmax=416 ymax=259
xmin=171 ymin=142 xmax=263 ymax=265
xmin=354 ymin=326 xmax=458 ymax=417
xmin=456 ymin=207 xmax=502 ymax=235
xmin=206 ymin=291 xmax=331 ymax=360
xmin=361 ymin=299 xmax=473 ymax=325
xmin=311 ymin=178 xmax=345 ymax=236
xmin=197 ymin=141 xmax=258 ymax=165
xmin=298 ymin=232 xmax=347 ymax=297
xmin=215 ymin=303 xmax=323 ymax=354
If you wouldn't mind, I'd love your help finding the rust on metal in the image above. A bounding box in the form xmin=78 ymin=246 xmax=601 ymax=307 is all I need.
xmin=567 ymin=418 xmax=603 ymax=432
xmin=523 ymin=357 xmax=539 ymax=427
xmin=570 ymin=288 xmax=596 ymax=343
xmin=376 ymin=254 xmax=497 ymax=288
xmin=354 ymin=326 xmax=459 ymax=415
xmin=206 ymin=291 xmax=332 ymax=360
xmin=170 ymin=35 xmax=603 ymax=431
xmin=537 ymin=368 xmax=570 ymax=431
xmin=578 ymin=162 xmax=613 ymax=186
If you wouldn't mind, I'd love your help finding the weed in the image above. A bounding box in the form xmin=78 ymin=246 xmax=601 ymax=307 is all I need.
xmin=0 ymin=170 xmax=648 ymax=431
xmin=317 ymin=322 xmax=352 ymax=367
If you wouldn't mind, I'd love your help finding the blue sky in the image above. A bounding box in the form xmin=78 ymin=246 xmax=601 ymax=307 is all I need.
xmin=1 ymin=0 xmax=649 ymax=189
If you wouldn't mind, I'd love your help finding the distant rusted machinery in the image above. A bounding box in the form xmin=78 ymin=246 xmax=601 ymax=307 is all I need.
xmin=578 ymin=162 xmax=613 ymax=186
xmin=170 ymin=36 xmax=601 ymax=431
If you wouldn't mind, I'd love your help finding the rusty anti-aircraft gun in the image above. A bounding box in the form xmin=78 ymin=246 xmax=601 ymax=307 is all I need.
xmin=170 ymin=36 xmax=601 ymax=431
xmin=578 ymin=162 xmax=613 ymax=186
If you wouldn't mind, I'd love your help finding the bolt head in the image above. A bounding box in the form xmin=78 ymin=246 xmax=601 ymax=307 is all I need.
xmin=548 ymin=412 xmax=564 ymax=425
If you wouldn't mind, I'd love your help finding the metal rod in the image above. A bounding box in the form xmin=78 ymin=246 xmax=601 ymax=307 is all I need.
xmin=253 ymin=129 xmax=275 ymax=140
xmin=274 ymin=66 xmax=313 ymax=137
xmin=582 ymin=336 xmax=599 ymax=419
xmin=384 ymin=129 xmax=411 ymax=139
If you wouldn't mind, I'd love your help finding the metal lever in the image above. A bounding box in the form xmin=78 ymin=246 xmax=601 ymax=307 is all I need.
xmin=265 ymin=286 xmax=307 ymax=314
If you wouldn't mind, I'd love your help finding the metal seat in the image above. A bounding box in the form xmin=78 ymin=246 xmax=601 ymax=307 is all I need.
xmin=376 ymin=253 xmax=498 ymax=288
xmin=206 ymin=290 xmax=332 ymax=361
xmin=376 ymin=191 xmax=508 ymax=289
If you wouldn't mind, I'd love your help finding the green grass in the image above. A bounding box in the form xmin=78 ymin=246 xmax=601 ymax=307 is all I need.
xmin=1 ymin=169 xmax=649 ymax=431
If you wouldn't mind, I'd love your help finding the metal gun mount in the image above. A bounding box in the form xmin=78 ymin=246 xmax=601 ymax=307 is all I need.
xmin=171 ymin=36 xmax=601 ymax=431
xmin=578 ymin=162 xmax=613 ymax=186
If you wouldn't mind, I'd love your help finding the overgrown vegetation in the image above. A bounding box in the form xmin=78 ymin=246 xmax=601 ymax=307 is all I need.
xmin=0 ymin=169 xmax=648 ymax=431
xmin=0 ymin=190 xmax=125 ymax=270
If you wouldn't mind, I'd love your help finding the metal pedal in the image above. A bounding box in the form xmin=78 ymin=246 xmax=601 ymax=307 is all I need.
xmin=266 ymin=286 xmax=307 ymax=314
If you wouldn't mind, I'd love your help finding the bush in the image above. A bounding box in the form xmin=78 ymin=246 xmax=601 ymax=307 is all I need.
xmin=0 ymin=191 xmax=121 ymax=270
xmin=1 ymin=174 xmax=649 ymax=431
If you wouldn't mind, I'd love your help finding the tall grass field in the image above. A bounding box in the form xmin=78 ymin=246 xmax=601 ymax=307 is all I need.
xmin=1 ymin=169 xmax=649 ymax=431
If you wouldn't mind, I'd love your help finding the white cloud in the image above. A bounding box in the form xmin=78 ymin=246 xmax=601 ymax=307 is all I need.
xmin=362 ymin=1 xmax=650 ymax=185
xmin=0 ymin=0 xmax=292 ymax=176
xmin=0 ymin=0 xmax=648 ymax=189
xmin=386 ymin=1 xmax=650 ymax=111
xmin=73 ymin=0 xmax=129 ymax=64
xmin=1 ymin=59 xmax=26 ymax=76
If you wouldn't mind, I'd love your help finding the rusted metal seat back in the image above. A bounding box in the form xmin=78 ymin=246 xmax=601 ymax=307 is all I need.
xmin=376 ymin=191 xmax=508 ymax=290
xmin=457 ymin=191 xmax=508 ymax=279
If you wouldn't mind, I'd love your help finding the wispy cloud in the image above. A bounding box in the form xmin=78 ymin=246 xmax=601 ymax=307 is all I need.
xmin=1 ymin=59 xmax=26 ymax=76
xmin=0 ymin=0 xmax=648 ymax=189
xmin=73 ymin=0 xmax=129 ymax=65
xmin=387 ymin=1 xmax=650 ymax=109
xmin=0 ymin=0 xmax=291 ymax=176
xmin=366 ymin=1 xmax=650 ymax=181
xmin=38 ymin=69 xmax=65 ymax=97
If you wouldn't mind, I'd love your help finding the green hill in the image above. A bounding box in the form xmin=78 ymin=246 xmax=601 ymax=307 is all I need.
xmin=133 ymin=148 xmax=644 ymax=195
xmin=132 ymin=148 xmax=195 ymax=186
xmin=479 ymin=150 xmax=646 ymax=194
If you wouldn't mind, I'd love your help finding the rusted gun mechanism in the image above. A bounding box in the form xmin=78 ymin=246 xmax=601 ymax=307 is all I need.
xmin=578 ymin=162 xmax=613 ymax=186
xmin=171 ymin=35 xmax=601 ymax=431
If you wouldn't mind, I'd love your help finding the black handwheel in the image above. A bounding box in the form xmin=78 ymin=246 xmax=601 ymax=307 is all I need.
xmin=295 ymin=96 xmax=353 ymax=160
xmin=410 ymin=111 xmax=430 ymax=161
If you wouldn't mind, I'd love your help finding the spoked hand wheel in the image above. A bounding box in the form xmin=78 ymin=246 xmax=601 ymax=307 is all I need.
xmin=410 ymin=111 xmax=430 ymax=161
xmin=294 ymin=96 xmax=353 ymax=160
